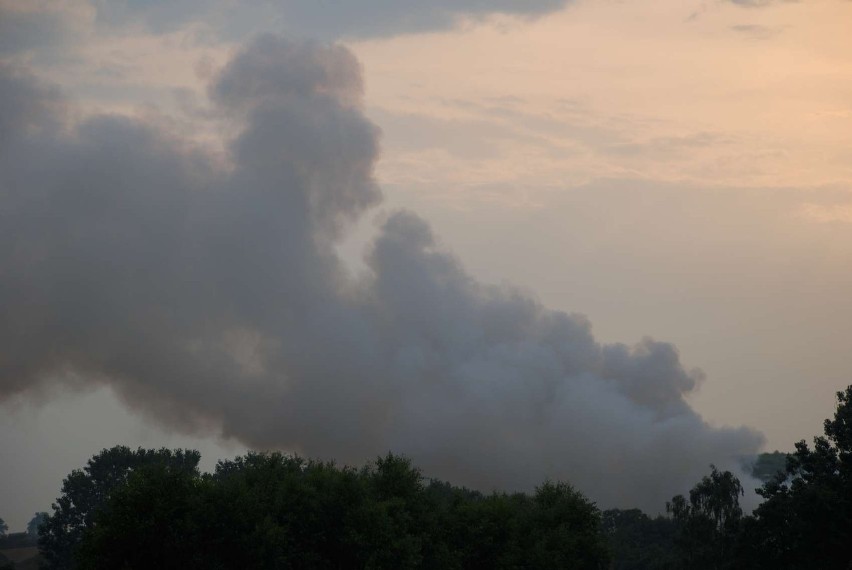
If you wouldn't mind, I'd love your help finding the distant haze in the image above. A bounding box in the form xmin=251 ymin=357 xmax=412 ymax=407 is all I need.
xmin=0 ymin=35 xmax=762 ymax=516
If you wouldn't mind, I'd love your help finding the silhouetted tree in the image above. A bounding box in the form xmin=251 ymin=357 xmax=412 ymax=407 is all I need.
xmin=667 ymin=466 xmax=743 ymax=570
xmin=602 ymin=508 xmax=678 ymax=569
xmin=749 ymin=452 xmax=789 ymax=483
xmin=39 ymin=446 xmax=201 ymax=569
xmin=27 ymin=512 xmax=48 ymax=539
xmin=735 ymin=385 xmax=852 ymax=569
xmin=526 ymin=481 xmax=610 ymax=569
xmin=72 ymin=450 xmax=610 ymax=569
xmin=75 ymin=463 xmax=214 ymax=569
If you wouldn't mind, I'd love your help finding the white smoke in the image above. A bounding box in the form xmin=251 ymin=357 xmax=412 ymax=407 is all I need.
xmin=0 ymin=37 xmax=763 ymax=511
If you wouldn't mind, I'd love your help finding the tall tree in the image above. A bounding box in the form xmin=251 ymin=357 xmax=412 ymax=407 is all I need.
xmin=667 ymin=466 xmax=743 ymax=570
xmin=39 ymin=446 xmax=201 ymax=570
xmin=525 ymin=481 xmax=611 ymax=569
xmin=75 ymin=463 xmax=212 ymax=569
xmin=736 ymin=385 xmax=852 ymax=569
xmin=602 ymin=508 xmax=678 ymax=570
xmin=0 ymin=516 xmax=7 ymax=537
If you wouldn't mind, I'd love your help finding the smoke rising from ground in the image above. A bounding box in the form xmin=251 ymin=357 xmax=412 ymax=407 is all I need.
xmin=0 ymin=37 xmax=763 ymax=511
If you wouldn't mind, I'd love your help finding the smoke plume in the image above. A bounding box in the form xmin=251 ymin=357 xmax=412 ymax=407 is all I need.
xmin=0 ymin=37 xmax=763 ymax=511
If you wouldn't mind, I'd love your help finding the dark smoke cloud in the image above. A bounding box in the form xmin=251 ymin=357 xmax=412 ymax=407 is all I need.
xmin=0 ymin=37 xmax=763 ymax=511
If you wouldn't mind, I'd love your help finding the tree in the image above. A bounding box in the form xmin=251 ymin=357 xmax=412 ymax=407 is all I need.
xmin=0 ymin=516 xmax=7 ymax=537
xmin=39 ymin=445 xmax=201 ymax=569
xmin=72 ymin=449 xmax=611 ymax=569
xmin=736 ymin=385 xmax=852 ymax=569
xmin=75 ymin=464 xmax=213 ymax=569
xmin=602 ymin=508 xmax=678 ymax=570
xmin=525 ymin=481 xmax=611 ymax=569
xmin=27 ymin=512 xmax=48 ymax=539
xmin=667 ymin=466 xmax=744 ymax=570
xmin=749 ymin=452 xmax=789 ymax=483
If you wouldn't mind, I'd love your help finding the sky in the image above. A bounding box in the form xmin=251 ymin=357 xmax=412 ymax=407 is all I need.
xmin=2 ymin=0 xmax=852 ymax=531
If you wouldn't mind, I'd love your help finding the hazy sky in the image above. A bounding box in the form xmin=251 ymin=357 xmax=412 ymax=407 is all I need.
xmin=2 ymin=0 xmax=852 ymax=531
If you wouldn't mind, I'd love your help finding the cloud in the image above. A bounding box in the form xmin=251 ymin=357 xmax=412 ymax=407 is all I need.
xmin=0 ymin=1 xmax=83 ymax=56
xmin=91 ymin=0 xmax=209 ymax=34
xmin=0 ymin=62 xmax=64 ymax=147
xmin=730 ymin=24 xmax=781 ymax=39
xmin=728 ymin=0 xmax=798 ymax=7
xmin=268 ymin=0 xmax=570 ymax=39
xmin=605 ymin=132 xmax=732 ymax=158
xmin=689 ymin=0 xmax=797 ymax=21
xmin=799 ymin=202 xmax=852 ymax=223
xmin=0 ymin=35 xmax=763 ymax=511
xmin=87 ymin=0 xmax=571 ymax=39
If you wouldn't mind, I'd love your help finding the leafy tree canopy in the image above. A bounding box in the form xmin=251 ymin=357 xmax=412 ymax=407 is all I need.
xmin=737 ymin=385 xmax=852 ymax=569
xmin=602 ymin=508 xmax=677 ymax=570
xmin=749 ymin=452 xmax=789 ymax=483
xmin=666 ymin=466 xmax=744 ymax=570
xmin=71 ymin=451 xmax=609 ymax=570
xmin=39 ymin=445 xmax=200 ymax=570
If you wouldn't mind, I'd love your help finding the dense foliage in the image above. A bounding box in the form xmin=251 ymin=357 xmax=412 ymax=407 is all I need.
xmin=38 ymin=446 xmax=201 ymax=569
xmin=601 ymin=509 xmax=677 ymax=570
xmin=607 ymin=385 xmax=852 ymax=570
xmin=734 ymin=385 xmax=852 ymax=569
xmin=29 ymin=385 xmax=852 ymax=569
xmin=63 ymin=452 xmax=609 ymax=569
xmin=748 ymin=452 xmax=789 ymax=483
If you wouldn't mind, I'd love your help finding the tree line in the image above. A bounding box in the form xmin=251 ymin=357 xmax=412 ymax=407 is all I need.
xmin=33 ymin=450 xmax=608 ymax=569
xmin=3 ymin=385 xmax=851 ymax=569
xmin=602 ymin=385 xmax=852 ymax=569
